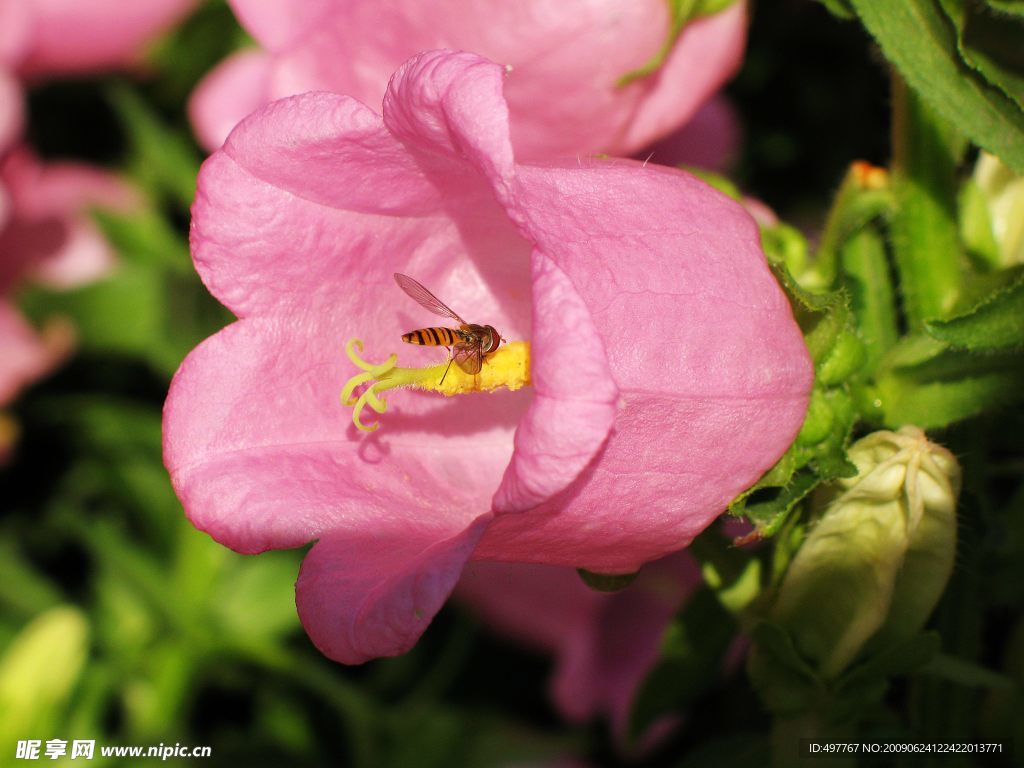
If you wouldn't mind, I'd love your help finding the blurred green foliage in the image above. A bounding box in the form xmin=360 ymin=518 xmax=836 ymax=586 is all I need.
xmin=2 ymin=1 xmax=1022 ymax=767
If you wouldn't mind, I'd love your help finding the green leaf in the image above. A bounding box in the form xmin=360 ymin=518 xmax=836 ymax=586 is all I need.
xmin=848 ymin=0 xmax=1024 ymax=173
xmin=864 ymin=339 xmax=1024 ymax=427
xmin=924 ymin=275 xmax=1024 ymax=350
xmin=986 ymin=0 xmax=1024 ymax=16
xmin=19 ymin=262 xmax=230 ymax=377
xmin=890 ymin=82 xmax=966 ymax=327
xmin=922 ymin=652 xmax=1015 ymax=688
xmin=107 ymin=84 xmax=201 ymax=208
xmin=941 ymin=0 xmax=1024 ymax=108
xmin=815 ymin=0 xmax=858 ymax=19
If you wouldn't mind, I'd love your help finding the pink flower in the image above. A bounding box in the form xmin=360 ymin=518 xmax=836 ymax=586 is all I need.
xmin=164 ymin=50 xmax=811 ymax=665
xmin=190 ymin=0 xmax=747 ymax=157
xmin=457 ymin=553 xmax=701 ymax=741
xmin=0 ymin=150 xmax=136 ymax=290
xmin=0 ymin=150 xmax=135 ymax=409
xmin=12 ymin=0 xmax=196 ymax=77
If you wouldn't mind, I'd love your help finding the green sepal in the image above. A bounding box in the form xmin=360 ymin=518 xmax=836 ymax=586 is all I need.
xmin=813 ymin=163 xmax=895 ymax=289
xmin=815 ymin=0 xmax=858 ymax=19
xmin=729 ymin=261 xmax=860 ymax=537
xmin=576 ymin=569 xmax=638 ymax=593
xmin=616 ymin=0 xmax=741 ymax=87
xmin=847 ymin=0 xmax=1024 ymax=174
xmin=747 ymin=621 xmax=823 ymax=716
xmin=749 ymin=622 xmax=941 ymax=720
xmin=627 ymin=588 xmax=736 ymax=741
xmin=924 ymin=274 xmax=1024 ymax=351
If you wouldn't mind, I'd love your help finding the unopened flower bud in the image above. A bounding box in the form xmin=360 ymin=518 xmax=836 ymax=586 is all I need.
xmin=970 ymin=151 xmax=1024 ymax=267
xmin=771 ymin=426 xmax=960 ymax=680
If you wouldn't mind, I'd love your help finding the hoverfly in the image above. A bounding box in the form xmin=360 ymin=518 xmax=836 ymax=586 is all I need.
xmin=393 ymin=273 xmax=503 ymax=383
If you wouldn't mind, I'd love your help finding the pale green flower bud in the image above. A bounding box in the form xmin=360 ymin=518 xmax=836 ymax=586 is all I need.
xmin=771 ymin=426 xmax=960 ymax=680
xmin=0 ymin=607 xmax=89 ymax=744
xmin=970 ymin=151 xmax=1024 ymax=267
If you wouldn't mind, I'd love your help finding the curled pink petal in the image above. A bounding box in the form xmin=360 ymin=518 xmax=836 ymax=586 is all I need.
xmin=493 ymin=251 xmax=618 ymax=513
xmin=169 ymin=50 xmax=812 ymax=665
xmin=194 ymin=0 xmax=748 ymax=156
xmin=297 ymin=513 xmax=493 ymax=664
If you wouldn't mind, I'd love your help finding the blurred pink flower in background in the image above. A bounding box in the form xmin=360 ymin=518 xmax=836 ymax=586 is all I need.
xmin=0 ymin=0 xmax=190 ymax=455
xmin=165 ymin=50 xmax=811 ymax=665
xmin=639 ymin=95 xmax=741 ymax=170
xmin=0 ymin=150 xmax=136 ymax=413
xmin=457 ymin=553 xmax=701 ymax=743
xmin=10 ymin=0 xmax=196 ymax=77
xmin=190 ymin=0 xmax=747 ymax=158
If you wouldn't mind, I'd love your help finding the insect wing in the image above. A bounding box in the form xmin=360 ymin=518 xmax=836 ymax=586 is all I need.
xmin=452 ymin=344 xmax=483 ymax=375
xmin=394 ymin=273 xmax=466 ymax=324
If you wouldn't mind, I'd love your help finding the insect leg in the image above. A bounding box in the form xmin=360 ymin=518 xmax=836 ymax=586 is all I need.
xmin=439 ymin=348 xmax=455 ymax=385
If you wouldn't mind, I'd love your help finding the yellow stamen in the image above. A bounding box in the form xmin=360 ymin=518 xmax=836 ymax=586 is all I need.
xmin=341 ymin=339 xmax=531 ymax=431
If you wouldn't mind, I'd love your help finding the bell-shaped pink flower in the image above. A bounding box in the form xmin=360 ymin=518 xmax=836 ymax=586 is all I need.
xmin=165 ymin=50 xmax=811 ymax=665
xmin=189 ymin=0 xmax=747 ymax=157
xmin=457 ymin=553 xmax=700 ymax=741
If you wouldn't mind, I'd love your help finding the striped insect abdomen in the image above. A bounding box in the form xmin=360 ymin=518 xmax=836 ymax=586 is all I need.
xmin=401 ymin=327 xmax=457 ymax=346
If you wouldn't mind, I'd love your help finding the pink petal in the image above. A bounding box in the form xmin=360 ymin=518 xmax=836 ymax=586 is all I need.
xmin=638 ymin=95 xmax=740 ymax=171
xmin=296 ymin=513 xmax=492 ymax=664
xmin=493 ymin=251 xmax=618 ymax=513
xmin=174 ymin=51 xmax=812 ymax=669
xmin=456 ymin=562 xmax=602 ymax=653
xmin=0 ymin=302 xmax=69 ymax=405
xmin=19 ymin=0 xmax=197 ymax=76
xmin=199 ymin=0 xmax=748 ymax=159
xmin=610 ymin=2 xmax=747 ymax=155
xmin=0 ymin=0 xmax=32 ymax=67
xmin=164 ymin=313 xmax=527 ymax=553
xmin=383 ymin=51 xmax=515 ymax=201
xmin=228 ymin=0 xmax=336 ymax=51
xmin=458 ymin=552 xmax=701 ymax=739
xmin=193 ymin=90 xmax=531 ymax=331
xmin=0 ymin=151 xmax=132 ymax=290
xmin=476 ymin=160 xmax=812 ymax=571
xmin=188 ymin=49 xmax=273 ymax=152
xmin=0 ymin=68 xmax=22 ymax=154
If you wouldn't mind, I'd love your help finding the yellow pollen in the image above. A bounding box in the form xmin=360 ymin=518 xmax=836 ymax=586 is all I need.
xmin=341 ymin=339 xmax=531 ymax=432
